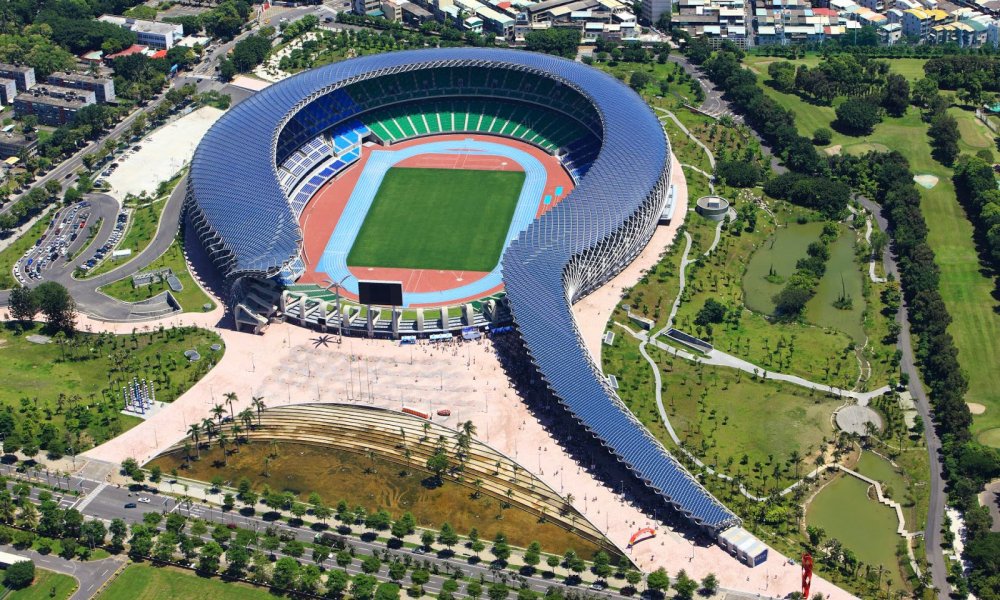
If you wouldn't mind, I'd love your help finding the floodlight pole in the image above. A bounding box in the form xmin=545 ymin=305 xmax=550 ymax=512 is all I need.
xmin=323 ymin=275 xmax=353 ymax=343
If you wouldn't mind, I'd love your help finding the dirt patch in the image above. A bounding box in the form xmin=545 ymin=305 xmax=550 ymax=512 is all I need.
xmin=824 ymin=144 xmax=842 ymax=156
xmin=25 ymin=334 xmax=51 ymax=344
xmin=968 ymin=402 xmax=987 ymax=415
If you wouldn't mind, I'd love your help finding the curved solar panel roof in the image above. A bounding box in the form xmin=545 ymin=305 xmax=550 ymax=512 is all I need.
xmin=188 ymin=47 xmax=738 ymax=531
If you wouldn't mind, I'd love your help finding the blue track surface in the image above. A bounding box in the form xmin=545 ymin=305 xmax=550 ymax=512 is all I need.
xmin=316 ymin=139 xmax=545 ymax=306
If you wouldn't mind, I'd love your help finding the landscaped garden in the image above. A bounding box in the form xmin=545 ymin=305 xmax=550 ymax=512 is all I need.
xmin=0 ymin=322 xmax=222 ymax=455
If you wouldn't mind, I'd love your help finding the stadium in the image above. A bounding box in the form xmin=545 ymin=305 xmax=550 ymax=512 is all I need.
xmin=186 ymin=48 xmax=760 ymax=557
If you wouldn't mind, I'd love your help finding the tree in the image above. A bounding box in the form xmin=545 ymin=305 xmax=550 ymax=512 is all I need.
xmin=426 ymin=449 xmax=449 ymax=483
xmin=272 ymin=557 xmax=300 ymax=590
xmin=695 ymin=298 xmax=727 ymax=326
xmin=32 ymin=282 xmax=76 ymax=332
xmin=523 ymin=28 xmax=581 ymax=59
xmin=8 ymin=287 xmax=39 ymax=323
xmin=629 ymin=71 xmax=652 ymax=93
xmin=929 ymin=111 xmax=960 ymax=166
xmin=835 ymin=98 xmax=882 ymax=135
xmin=647 ymin=567 xmax=670 ymax=593
xmin=326 ymin=569 xmax=349 ymax=598
xmin=773 ymin=286 xmax=812 ymax=316
xmin=429 ymin=521 xmax=456 ymax=550
xmin=700 ymin=573 xmax=719 ymax=595
xmin=883 ymin=73 xmax=910 ymax=117
xmin=197 ymin=541 xmax=223 ymax=574
xmin=812 ymin=127 xmax=833 ymax=146
xmin=3 ymin=560 xmax=34 ymax=589
xmin=491 ymin=532 xmax=511 ymax=562
xmin=592 ymin=550 xmax=612 ymax=579
xmin=523 ymin=541 xmax=542 ymax=571
xmin=375 ymin=582 xmax=401 ymax=600
xmin=351 ymin=573 xmax=378 ymax=600
xmin=674 ymin=570 xmax=698 ymax=600
xmin=715 ymin=160 xmax=761 ymax=188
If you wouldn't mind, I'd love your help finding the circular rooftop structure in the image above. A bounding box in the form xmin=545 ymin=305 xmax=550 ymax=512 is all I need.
xmin=696 ymin=195 xmax=730 ymax=221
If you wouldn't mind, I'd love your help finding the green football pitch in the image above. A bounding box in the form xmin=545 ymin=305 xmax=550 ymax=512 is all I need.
xmin=347 ymin=167 xmax=525 ymax=272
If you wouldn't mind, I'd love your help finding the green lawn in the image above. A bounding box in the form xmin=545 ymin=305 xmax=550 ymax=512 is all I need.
xmin=0 ymin=210 xmax=56 ymax=290
xmin=97 ymin=565 xmax=274 ymax=600
xmin=98 ymin=237 xmax=215 ymax=312
xmin=0 ymin=322 xmax=222 ymax=450
xmin=2 ymin=568 xmax=76 ymax=600
xmin=347 ymin=167 xmax=524 ymax=272
xmin=807 ymin=474 xmax=905 ymax=589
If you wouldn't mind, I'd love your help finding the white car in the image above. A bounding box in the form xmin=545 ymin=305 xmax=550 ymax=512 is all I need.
xmin=137 ymin=497 xmax=151 ymax=503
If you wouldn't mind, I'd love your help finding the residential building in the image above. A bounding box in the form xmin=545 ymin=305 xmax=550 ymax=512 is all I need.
xmin=46 ymin=72 xmax=116 ymax=104
xmin=930 ymin=14 xmax=994 ymax=45
xmin=0 ymin=79 xmax=15 ymax=105
xmin=353 ymin=0 xmax=384 ymax=14
xmin=13 ymin=85 xmax=95 ymax=127
xmin=0 ymin=64 xmax=35 ymax=92
xmin=0 ymin=131 xmax=38 ymax=159
xmin=673 ymin=0 xmax=752 ymax=48
xmin=97 ymin=15 xmax=184 ymax=49
xmin=901 ymin=7 xmax=950 ymax=38
xmin=641 ymin=0 xmax=671 ymax=24
xmin=880 ymin=21 xmax=904 ymax=42
xmin=859 ymin=0 xmax=891 ymax=10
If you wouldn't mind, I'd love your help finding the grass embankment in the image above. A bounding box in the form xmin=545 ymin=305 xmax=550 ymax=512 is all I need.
xmin=0 ymin=210 xmax=55 ymax=290
xmin=0 ymin=322 xmax=222 ymax=449
xmin=347 ymin=168 xmax=524 ymax=272
xmin=745 ymin=55 xmax=1000 ymax=445
xmin=97 ymin=564 xmax=272 ymax=600
xmin=98 ymin=238 xmax=215 ymax=312
xmin=151 ymin=441 xmax=603 ymax=557
xmin=2 ymin=568 xmax=77 ymax=600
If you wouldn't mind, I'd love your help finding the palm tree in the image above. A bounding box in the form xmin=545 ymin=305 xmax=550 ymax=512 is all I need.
xmin=218 ymin=432 xmax=229 ymax=466
xmin=0 ymin=493 xmax=16 ymax=523
xmin=252 ymin=396 xmax=266 ymax=427
xmin=472 ymin=479 xmax=483 ymax=499
xmin=187 ymin=423 xmax=202 ymax=458
xmin=789 ymin=450 xmax=802 ymax=479
xmin=462 ymin=420 xmax=477 ymax=438
xmin=224 ymin=392 xmax=238 ymax=422
xmin=239 ymin=408 xmax=254 ymax=433
xmin=211 ymin=403 xmax=226 ymax=423
xmin=231 ymin=424 xmax=243 ymax=448
xmin=17 ymin=502 xmax=38 ymax=529
xmin=202 ymin=418 xmax=216 ymax=444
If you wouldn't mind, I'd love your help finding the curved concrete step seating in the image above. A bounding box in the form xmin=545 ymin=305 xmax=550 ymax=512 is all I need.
xmin=168 ymin=403 xmax=611 ymax=551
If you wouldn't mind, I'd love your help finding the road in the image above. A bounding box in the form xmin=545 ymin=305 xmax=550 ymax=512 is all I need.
xmin=0 ymin=543 xmax=125 ymax=600
xmin=4 ymin=468 xmax=624 ymax=600
xmin=857 ymin=196 xmax=949 ymax=598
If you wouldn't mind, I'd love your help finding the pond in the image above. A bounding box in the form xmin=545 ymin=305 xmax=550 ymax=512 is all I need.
xmin=743 ymin=221 xmax=824 ymax=314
